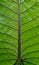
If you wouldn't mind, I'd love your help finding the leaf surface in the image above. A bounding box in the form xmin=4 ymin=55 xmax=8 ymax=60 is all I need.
xmin=0 ymin=0 xmax=39 ymax=65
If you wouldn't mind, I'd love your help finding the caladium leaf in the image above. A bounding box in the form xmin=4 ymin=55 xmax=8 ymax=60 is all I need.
xmin=0 ymin=0 xmax=39 ymax=65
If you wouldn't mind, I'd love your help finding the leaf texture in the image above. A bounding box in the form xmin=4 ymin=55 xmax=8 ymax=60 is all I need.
xmin=0 ymin=0 xmax=39 ymax=65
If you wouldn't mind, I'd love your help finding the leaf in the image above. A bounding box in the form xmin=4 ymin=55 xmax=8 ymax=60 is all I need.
xmin=0 ymin=0 xmax=39 ymax=65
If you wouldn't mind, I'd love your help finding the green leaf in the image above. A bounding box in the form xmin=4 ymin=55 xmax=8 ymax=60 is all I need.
xmin=0 ymin=0 xmax=39 ymax=65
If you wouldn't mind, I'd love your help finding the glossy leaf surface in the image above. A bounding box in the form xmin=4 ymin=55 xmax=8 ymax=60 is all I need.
xmin=0 ymin=0 xmax=39 ymax=65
